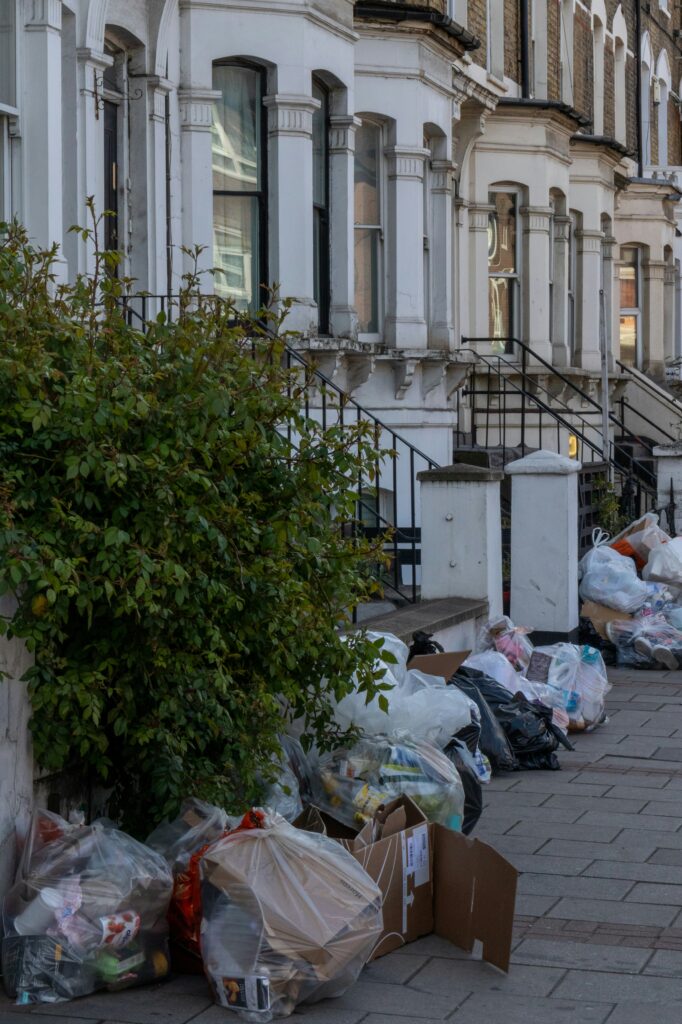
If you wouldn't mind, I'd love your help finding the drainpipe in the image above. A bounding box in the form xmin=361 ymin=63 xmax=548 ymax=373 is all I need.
xmin=520 ymin=0 xmax=530 ymax=98
xmin=636 ymin=0 xmax=643 ymax=177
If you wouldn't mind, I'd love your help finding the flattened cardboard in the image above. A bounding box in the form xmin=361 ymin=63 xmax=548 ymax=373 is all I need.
xmin=580 ymin=601 xmax=632 ymax=641
xmin=407 ymin=651 xmax=471 ymax=681
xmin=433 ymin=826 xmax=518 ymax=973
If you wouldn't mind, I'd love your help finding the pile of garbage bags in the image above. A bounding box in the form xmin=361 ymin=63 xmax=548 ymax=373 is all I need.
xmin=2 ymin=810 xmax=172 ymax=1006
xmin=579 ymin=515 xmax=682 ymax=670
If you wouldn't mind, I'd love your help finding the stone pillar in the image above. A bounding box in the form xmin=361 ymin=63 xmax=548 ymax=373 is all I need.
xmin=178 ymin=87 xmax=220 ymax=280
xmin=522 ymin=206 xmax=553 ymax=362
xmin=644 ymin=258 xmax=667 ymax=379
xmin=575 ymin=228 xmax=604 ymax=372
xmin=602 ymin=233 xmax=616 ymax=371
xmin=0 ymin=596 xmax=33 ymax=904
xmin=329 ymin=114 xmax=361 ymax=339
xmin=664 ymin=261 xmax=676 ymax=364
xmin=385 ymin=146 xmax=429 ymax=349
xmin=467 ymin=203 xmax=493 ymax=343
xmin=506 ymin=450 xmax=581 ymax=642
xmin=551 ymin=214 xmax=570 ymax=367
xmin=75 ymin=47 xmax=110 ymax=275
xmin=429 ymin=159 xmax=455 ymax=349
xmin=417 ymin=464 xmax=503 ymax=618
xmin=264 ymin=93 xmax=320 ymax=336
xmin=23 ymin=0 xmax=63 ymax=260
xmin=653 ymin=443 xmax=682 ymax=536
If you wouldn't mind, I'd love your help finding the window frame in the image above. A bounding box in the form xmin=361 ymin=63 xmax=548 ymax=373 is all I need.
xmin=567 ymin=210 xmax=579 ymax=364
xmin=312 ymin=77 xmax=330 ymax=335
xmin=487 ymin=188 xmax=521 ymax=350
xmin=212 ymin=59 xmax=269 ymax=312
xmin=619 ymin=245 xmax=643 ymax=369
xmin=354 ymin=118 xmax=384 ymax=341
xmin=0 ymin=0 xmax=17 ymax=113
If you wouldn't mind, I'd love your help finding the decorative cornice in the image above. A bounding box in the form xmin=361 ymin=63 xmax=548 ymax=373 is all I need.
xmin=385 ymin=147 xmax=429 ymax=181
xmin=553 ymin=214 xmax=571 ymax=242
xmin=431 ymin=159 xmax=455 ymax=194
xmin=329 ymin=114 xmax=362 ymax=154
xmin=468 ymin=203 xmax=494 ymax=231
xmin=643 ymin=259 xmax=667 ymax=280
xmin=521 ymin=205 xmax=553 ymax=233
xmin=576 ymin=228 xmax=604 ymax=254
xmin=77 ymin=46 xmax=113 ymax=70
xmin=25 ymin=0 xmax=61 ymax=31
xmin=178 ymin=88 xmax=221 ymax=131
xmin=264 ymin=94 xmax=320 ymax=138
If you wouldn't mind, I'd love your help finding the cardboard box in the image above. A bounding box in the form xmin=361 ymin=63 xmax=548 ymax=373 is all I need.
xmin=580 ymin=601 xmax=632 ymax=641
xmin=296 ymin=796 xmax=518 ymax=971
xmin=406 ymin=650 xmax=471 ymax=681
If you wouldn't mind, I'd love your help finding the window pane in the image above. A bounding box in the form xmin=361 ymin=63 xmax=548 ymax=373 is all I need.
xmin=488 ymin=276 xmax=514 ymax=338
xmin=213 ymin=194 xmax=260 ymax=310
xmin=354 ymin=227 xmax=380 ymax=333
xmin=355 ymin=123 xmax=380 ymax=226
xmin=313 ymin=83 xmax=327 ymax=208
xmin=212 ymin=65 xmax=261 ymax=192
xmin=620 ymin=314 xmax=638 ymax=367
xmin=488 ymin=192 xmax=516 ymax=274
xmin=620 ymin=249 xmax=638 ymax=310
xmin=0 ymin=1 xmax=16 ymax=108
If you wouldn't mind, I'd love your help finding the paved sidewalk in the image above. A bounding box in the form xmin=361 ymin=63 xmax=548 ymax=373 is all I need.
xmin=3 ymin=667 xmax=682 ymax=1024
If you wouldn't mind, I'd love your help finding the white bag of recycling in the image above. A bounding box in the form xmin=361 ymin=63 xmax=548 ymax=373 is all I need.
xmin=579 ymin=530 xmax=650 ymax=613
xmin=462 ymin=651 xmax=523 ymax=693
xmin=643 ymin=537 xmax=682 ymax=587
xmin=528 ymin=644 xmax=609 ymax=731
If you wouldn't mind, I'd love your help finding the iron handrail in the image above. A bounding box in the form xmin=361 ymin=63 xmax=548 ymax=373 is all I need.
xmin=616 ymin=358 xmax=682 ymax=417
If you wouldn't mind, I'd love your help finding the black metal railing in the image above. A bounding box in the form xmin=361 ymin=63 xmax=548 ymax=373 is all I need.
xmin=113 ymin=294 xmax=439 ymax=606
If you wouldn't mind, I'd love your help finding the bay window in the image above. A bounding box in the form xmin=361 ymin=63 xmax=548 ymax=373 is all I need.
xmin=619 ymin=246 xmax=642 ymax=368
xmin=354 ymin=121 xmax=382 ymax=336
xmin=212 ymin=62 xmax=267 ymax=311
xmin=312 ymin=79 xmax=330 ymax=334
xmin=487 ymin=191 xmax=519 ymax=347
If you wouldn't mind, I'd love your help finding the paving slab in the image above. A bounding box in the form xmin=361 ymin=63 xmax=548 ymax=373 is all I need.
xmin=546 ymin=896 xmax=678 ymax=927
xmin=517 ymin=873 xmax=634 ymax=900
xmin=450 ymin=992 xmax=614 ymax=1024
xmin=511 ymin=937 xmax=652 ymax=972
xmin=408 ymin=959 xmax=566 ymax=997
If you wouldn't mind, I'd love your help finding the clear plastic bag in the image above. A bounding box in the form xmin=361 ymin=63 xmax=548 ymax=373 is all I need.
xmin=476 ymin=616 xmax=534 ymax=672
xmin=527 ymin=644 xmax=610 ymax=732
xmin=316 ymin=735 xmax=465 ymax=832
xmin=146 ymin=798 xmax=232 ymax=874
xmin=463 ymin=651 xmax=524 ymax=693
xmin=2 ymin=810 xmax=173 ymax=1006
xmin=643 ymin=537 xmax=682 ymax=586
xmin=200 ymin=810 xmax=383 ymax=1020
xmin=579 ymin=533 xmax=650 ymax=612
xmin=332 ymin=666 xmax=473 ymax=750
xmin=610 ymin=513 xmax=669 ymax=570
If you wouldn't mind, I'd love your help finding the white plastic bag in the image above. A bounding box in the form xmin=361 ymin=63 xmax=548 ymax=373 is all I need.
xmin=200 ymin=811 xmax=383 ymax=1020
xmin=643 ymin=537 xmax=682 ymax=586
xmin=579 ymin=531 xmax=650 ymax=612
xmin=476 ymin=616 xmax=533 ymax=672
xmin=463 ymin=651 xmax=523 ymax=693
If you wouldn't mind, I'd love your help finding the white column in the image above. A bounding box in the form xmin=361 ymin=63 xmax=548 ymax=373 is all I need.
xmin=551 ymin=214 xmax=570 ymax=367
xmin=418 ymin=464 xmax=503 ymax=618
xmin=264 ymin=93 xmax=319 ymax=336
xmin=506 ymin=450 xmax=581 ymax=642
xmin=644 ymin=258 xmax=666 ymax=379
xmin=575 ymin=228 xmax=603 ymax=372
xmin=75 ymin=47 xmax=111 ymax=274
xmin=602 ymin=233 xmax=616 ymax=370
xmin=664 ymin=261 xmax=676 ymax=364
xmin=178 ymin=87 xmax=220 ymax=280
xmin=329 ymin=113 xmax=360 ymax=339
xmin=22 ymin=0 xmax=63 ymax=260
xmin=0 ymin=596 xmax=33 ymax=904
xmin=654 ymin=444 xmax=682 ymax=536
xmin=429 ymin=159 xmax=455 ymax=349
xmin=148 ymin=78 xmax=172 ymax=295
xmin=385 ymin=146 xmax=429 ymax=349
xmin=468 ymin=203 xmax=493 ymax=340
xmin=522 ymin=206 xmax=553 ymax=362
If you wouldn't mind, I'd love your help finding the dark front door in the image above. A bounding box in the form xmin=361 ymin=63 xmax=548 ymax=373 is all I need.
xmin=103 ymin=100 xmax=119 ymax=254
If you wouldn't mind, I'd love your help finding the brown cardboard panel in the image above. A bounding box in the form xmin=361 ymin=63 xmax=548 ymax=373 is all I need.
xmin=432 ymin=825 xmax=518 ymax=973
xmin=407 ymin=651 xmax=471 ymax=681
xmin=580 ymin=601 xmax=632 ymax=641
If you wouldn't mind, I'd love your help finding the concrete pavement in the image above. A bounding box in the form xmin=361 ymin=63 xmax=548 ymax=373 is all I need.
xmin=3 ymin=666 xmax=682 ymax=1023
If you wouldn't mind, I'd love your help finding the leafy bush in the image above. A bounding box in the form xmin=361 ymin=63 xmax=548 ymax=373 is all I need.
xmin=0 ymin=216 xmax=390 ymax=834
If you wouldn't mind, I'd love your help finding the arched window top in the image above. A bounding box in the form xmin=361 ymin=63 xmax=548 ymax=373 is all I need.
xmin=591 ymin=0 xmax=606 ymax=30
xmin=656 ymin=49 xmax=672 ymax=90
xmin=641 ymin=32 xmax=653 ymax=75
xmin=612 ymin=5 xmax=627 ymax=47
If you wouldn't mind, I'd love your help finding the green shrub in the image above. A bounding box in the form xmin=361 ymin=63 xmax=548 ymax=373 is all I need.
xmin=0 ymin=214 xmax=391 ymax=834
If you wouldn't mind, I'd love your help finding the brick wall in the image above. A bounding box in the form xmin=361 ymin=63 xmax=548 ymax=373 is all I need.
xmin=547 ymin=0 xmax=561 ymax=100
xmin=572 ymin=5 xmax=593 ymax=124
xmin=604 ymin=41 xmax=615 ymax=138
xmin=469 ymin=0 xmax=487 ymax=69
xmin=504 ymin=0 xmax=519 ymax=80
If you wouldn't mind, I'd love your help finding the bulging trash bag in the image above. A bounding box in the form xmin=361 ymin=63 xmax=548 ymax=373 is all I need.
xmin=2 ymin=810 xmax=172 ymax=1006
xmin=147 ymin=798 xmax=232 ymax=874
xmin=527 ymin=644 xmax=610 ymax=732
xmin=463 ymin=651 xmax=524 ymax=693
xmin=200 ymin=809 xmax=383 ymax=1020
xmin=261 ymin=736 xmax=315 ymax=823
xmin=643 ymin=537 xmax=682 ymax=587
xmin=444 ymin=739 xmax=485 ymax=836
xmin=579 ymin=531 xmax=650 ymax=613
xmin=450 ymin=669 xmax=519 ymax=772
xmin=477 ymin=616 xmax=534 ymax=672
xmin=316 ymin=735 xmax=465 ymax=832
xmin=610 ymin=513 xmax=669 ymax=570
